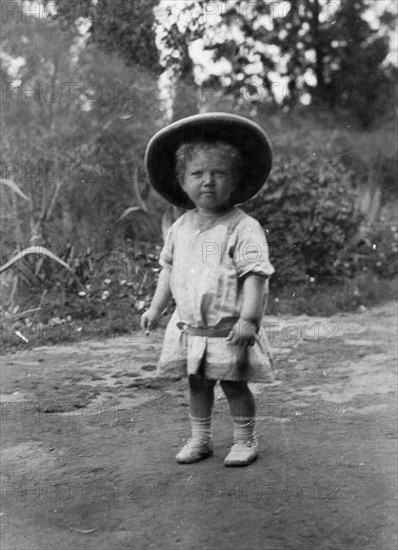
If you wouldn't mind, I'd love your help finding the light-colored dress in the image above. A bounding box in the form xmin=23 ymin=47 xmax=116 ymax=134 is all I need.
xmin=158 ymin=207 xmax=275 ymax=382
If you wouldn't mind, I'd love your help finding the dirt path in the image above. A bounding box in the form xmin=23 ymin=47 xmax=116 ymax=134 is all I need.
xmin=1 ymin=302 xmax=397 ymax=550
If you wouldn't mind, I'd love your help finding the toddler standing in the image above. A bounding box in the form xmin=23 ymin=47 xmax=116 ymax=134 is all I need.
xmin=142 ymin=113 xmax=275 ymax=466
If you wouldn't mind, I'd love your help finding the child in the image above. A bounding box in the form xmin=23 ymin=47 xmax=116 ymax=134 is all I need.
xmin=142 ymin=113 xmax=275 ymax=466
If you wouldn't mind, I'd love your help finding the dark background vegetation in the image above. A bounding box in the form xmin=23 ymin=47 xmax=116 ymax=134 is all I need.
xmin=1 ymin=0 xmax=397 ymax=346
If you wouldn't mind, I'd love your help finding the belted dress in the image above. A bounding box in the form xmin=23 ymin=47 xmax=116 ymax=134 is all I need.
xmin=157 ymin=207 xmax=275 ymax=382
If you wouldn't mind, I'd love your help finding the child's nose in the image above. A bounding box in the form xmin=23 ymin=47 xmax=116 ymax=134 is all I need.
xmin=203 ymin=171 xmax=214 ymax=185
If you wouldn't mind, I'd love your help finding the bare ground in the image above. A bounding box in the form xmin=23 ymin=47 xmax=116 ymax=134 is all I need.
xmin=1 ymin=302 xmax=397 ymax=550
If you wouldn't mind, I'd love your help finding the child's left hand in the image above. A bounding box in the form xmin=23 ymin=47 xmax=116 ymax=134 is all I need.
xmin=226 ymin=318 xmax=257 ymax=347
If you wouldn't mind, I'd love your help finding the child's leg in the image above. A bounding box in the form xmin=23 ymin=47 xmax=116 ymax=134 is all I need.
xmin=189 ymin=375 xmax=217 ymax=418
xmin=220 ymin=380 xmax=256 ymax=437
xmin=176 ymin=376 xmax=216 ymax=464
xmin=188 ymin=376 xmax=216 ymax=443
xmin=220 ymin=380 xmax=258 ymax=466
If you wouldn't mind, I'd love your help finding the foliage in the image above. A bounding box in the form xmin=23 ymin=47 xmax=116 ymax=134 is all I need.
xmin=245 ymin=154 xmax=362 ymax=288
xmin=173 ymin=0 xmax=397 ymax=127
xmin=155 ymin=2 xmax=200 ymax=120
xmin=1 ymin=241 xmax=164 ymax=324
xmin=47 ymin=242 xmax=162 ymax=319
xmin=62 ymin=45 xmax=163 ymax=247
xmin=46 ymin=0 xmax=160 ymax=72
xmin=266 ymin=273 xmax=397 ymax=316
xmin=243 ymin=113 xmax=398 ymax=290
xmin=1 ymin=6 xmax=162 ymax=253
xmin=1 ymin=9 xmax=81 ymax=246
xmin=253 ymin=107 xmax=398 ymax=206
xmin=336 ymin=221 xmax=398 ymax=280
xmin=321 ymin=0 xmax=396 ymax=127
xmin=0 ymin=245 xmax=79 ymax=280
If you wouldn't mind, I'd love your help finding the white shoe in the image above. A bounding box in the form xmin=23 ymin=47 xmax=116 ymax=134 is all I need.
xmin=175 ymin=439 xmax=214 ymax=464
xmin=224 ymin=438 xmax=258 ymax=467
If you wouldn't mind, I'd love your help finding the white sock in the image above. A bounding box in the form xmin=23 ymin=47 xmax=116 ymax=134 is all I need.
xmin=232 ymin=418 xmax=255 ymax=443
xmin=190 ymin=415 xmax=212 ymax=443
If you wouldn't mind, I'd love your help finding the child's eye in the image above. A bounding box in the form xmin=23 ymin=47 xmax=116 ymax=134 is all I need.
xmin=191 ymin=171 xmax=203 ymax=177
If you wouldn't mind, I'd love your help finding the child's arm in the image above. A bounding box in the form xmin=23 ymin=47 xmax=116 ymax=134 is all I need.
xmin=227 ymin=274 xmax=267 ymax=346
xmin=140 ymin=268 xmax=172 ymax=331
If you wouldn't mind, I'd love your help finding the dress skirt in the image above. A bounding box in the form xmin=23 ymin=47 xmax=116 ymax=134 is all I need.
xmin=158 ymin=311 xmax=276 ymax=383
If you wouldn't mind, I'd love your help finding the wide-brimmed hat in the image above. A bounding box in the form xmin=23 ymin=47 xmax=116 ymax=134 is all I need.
xmin=145 ymin=112 xmax=273 ymax=209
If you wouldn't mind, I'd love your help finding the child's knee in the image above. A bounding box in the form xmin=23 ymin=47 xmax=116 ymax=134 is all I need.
xmin=189 ymin=375 xmax=216 ymax=392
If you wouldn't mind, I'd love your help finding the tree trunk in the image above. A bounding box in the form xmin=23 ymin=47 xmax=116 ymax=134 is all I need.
xmin=172 ymin=29 xmax=198 ymax=121
xmin=311 ymin=0 xmax=325 ymax=96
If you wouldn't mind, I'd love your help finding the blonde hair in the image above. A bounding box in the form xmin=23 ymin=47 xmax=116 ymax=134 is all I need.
xmin=175 ymin=140 xmax=243 ymax=184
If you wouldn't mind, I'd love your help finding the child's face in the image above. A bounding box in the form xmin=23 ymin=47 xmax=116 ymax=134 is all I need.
xmin=181 ymin=149 xmax=238 ymax=213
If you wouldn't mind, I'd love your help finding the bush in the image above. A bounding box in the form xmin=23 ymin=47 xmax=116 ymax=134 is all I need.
xmin=5 ymin=241 xmax=164 ymax=325
xmin=245 ymin=154 xmax=361 ymax=289
xmin=336 ymin=221 xmax=398 ymax=280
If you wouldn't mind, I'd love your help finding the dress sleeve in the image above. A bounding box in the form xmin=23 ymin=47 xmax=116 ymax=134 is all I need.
xmin=159 ymin=224 xmax=174 ymax=270
xmin=232 ymin=217 xmax=275 ymax=278
xmin=159 ymin=213 xmax=187 ymax=270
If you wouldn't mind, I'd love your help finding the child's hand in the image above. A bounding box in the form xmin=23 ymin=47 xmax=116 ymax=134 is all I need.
xmin=140 ymin=308 xmax=160 ymax=333
xmin=226 ymin=318 xmax=257 ymax=347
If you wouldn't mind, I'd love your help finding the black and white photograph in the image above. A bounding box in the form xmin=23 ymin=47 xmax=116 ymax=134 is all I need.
xmin=1 ymin=1 xmax=397 ymax=549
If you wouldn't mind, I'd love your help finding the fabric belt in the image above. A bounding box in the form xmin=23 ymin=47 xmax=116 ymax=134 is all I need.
xmin=176 ymin=318 xmax=238 ymax=338
xmin=175 ymin=317 xmax=277 ymax=376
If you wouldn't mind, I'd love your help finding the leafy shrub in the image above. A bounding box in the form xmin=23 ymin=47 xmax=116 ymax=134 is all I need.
xmin=336 ymin=221 xmax=398 ymax=280
xmin=7 ymin=241 xmax=164 ymax=325
xmin=246 ymin=154 xmax=361 ymax=289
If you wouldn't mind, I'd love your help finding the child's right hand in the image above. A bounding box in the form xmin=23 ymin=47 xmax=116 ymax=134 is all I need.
xmin=140 ymin=308 xmax=160 ymax=332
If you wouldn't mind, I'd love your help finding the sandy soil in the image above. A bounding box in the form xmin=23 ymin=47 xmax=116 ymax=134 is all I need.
xmin=1 ymin=302 xmax=397 ymax=550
